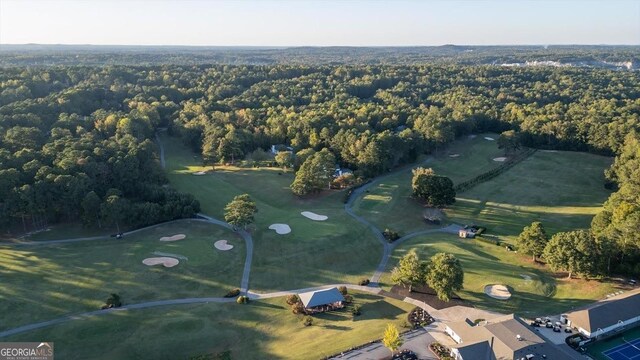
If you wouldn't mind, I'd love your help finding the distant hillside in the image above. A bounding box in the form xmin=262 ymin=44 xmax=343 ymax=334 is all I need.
xmin=0 ymin=44 xmax=638 ymax=68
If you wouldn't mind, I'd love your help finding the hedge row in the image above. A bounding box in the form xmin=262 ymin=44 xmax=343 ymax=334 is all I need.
xmin=454 ymin=148 xmax=537 ymax=193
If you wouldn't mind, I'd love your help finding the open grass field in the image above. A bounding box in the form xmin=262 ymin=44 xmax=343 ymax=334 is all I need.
xmin=162 ymin=134 xmax=381 ymax=292
xmin=379 ymin=233 xmax=616 ymax=316
xmin=5 ymin=292 xmax=414 ymax=360
xmin=351 ymin=134 xmax=507 ymax=234
xmin=352 ymin=133 xmax=613 ymax=240
xmin=21 ymin=223 xmax=114 ymax=242
xmin=447 ymin=150 xmax=613 ymax=240
xmin=0 ymin=220 xmax=245 ymax=332
xmin=587 ymin=326 xmax=640 ymax=360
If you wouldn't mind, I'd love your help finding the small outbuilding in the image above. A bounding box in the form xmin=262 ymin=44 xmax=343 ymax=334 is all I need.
xmin=459 ymin=229 xmax=476 ymax=239
xmin=298 ymin=287 xmax=345 ymax=314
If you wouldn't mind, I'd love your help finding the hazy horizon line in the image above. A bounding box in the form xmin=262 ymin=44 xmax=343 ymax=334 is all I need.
xmin=2 ymin=43 xmax=640 ymax=48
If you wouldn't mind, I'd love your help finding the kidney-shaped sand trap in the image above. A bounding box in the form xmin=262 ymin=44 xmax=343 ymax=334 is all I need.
xmin=301 ymin=211 xmax=328 ymax=221
xmin=159 ymin=234 xmax=186 ymax=242
xmin=214 ymin=240 xmax=234 ymax=251
xmin=449 ymin=154 xmax=460 ymax=158
xmin=192 ymin=171 xmax=206 ymax=176
xmin=142 ymin=257 xmax=179 ymax=268
xmin=484 ymin=137 xmax=495 ymax=141
xmin=269 ymin=224 xmax=291 ymax=235
xmin=493 ymin=157 xmax=507 ymax=162
xmin=484 ymin=284 xmax=511 ymax=300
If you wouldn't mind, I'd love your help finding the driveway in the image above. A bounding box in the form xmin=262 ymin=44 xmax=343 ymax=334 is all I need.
xmin=329 ymin=328 xmax=437 ymax=360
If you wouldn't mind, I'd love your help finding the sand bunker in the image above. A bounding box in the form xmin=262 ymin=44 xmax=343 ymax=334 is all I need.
xmin=449 ymin=154 xmax=461 ymax=158
xmin=269 ymin=224 xmax=291 ymax=235
xmin=214 ymin=240 xmax=234 ymax=251
xmin=484 ymin=284 xmax=511 ymax=300
xmin=493 ymin=157 xmax=507 ymax=162
xmin=152 ymin=251 xmax=188 ymax=260
xmin=520 ymin=274 xmax=532 ymax=281
xmin=301 ymin=211 xmax=328 ymax=221
xmin=159 ymin=234 xmax=186 ymax=242
xmin=142 ymin=257 xmax=179 ymax=268
xmin=484 ymin=137 xmax=495 ymax=141
xmin=192 ymin=171 xmax=206 ymax=176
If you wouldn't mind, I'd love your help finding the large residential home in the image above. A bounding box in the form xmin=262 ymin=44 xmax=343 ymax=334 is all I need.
xmin=445 ymin=314 xmax=575 ymax=360
xmin=565 ymin=288 xmax=640 ymax=339
xmin=298 ymin=287 xmax=345 ymax=314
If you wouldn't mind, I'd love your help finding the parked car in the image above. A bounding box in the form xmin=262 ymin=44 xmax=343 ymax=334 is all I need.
xmin=546 ymin=323 xmax=553 ymax=328
xmin=553 ymin=326 xmax=561 ymax=332
xmin=565 ymin=328 xmax=573 ymax=333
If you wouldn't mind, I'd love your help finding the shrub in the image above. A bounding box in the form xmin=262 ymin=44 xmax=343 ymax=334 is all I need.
xmin=338 ymin=286 xmax=348 ymax=295
xmin=400 ymin=320 xmax=411 ymax=329
xmin=286 ymin=294 xmax=300 ymax=305
xmin=236 ymin=296 xmax=249 ymax=304
xmin=343 ymin=294 xmax=354 ymax=304
xmin=429 ymin=342 xmax=453 ymax=359
xmin=358 ymin=279 xmax=370 ymax=286
xmin=103 ymin=293 xmax=122 ymax=309
xmin=303 ymin=316 xmax=314 ymax=326
xmin=292 ymin=302 xmax=305 ymax=314
xmin=383 ymin=228 xmax=400 ymax=242
xmin=351 ymin=304 xmax=362 ymax=316
xmin=224 ymin=288 xmax=241 ymax=298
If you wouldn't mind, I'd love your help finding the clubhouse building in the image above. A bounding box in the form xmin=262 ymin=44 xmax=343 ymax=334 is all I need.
xmin=445 ymin=314 xmax=574 ymax=359
xmin=565 ymin=288 xmax=640 ymax=339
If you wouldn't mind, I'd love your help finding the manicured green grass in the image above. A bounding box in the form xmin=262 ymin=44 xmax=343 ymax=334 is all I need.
xmin=352 ymin=133 xmax=612 ymax=240
xmin=6 ymin=292 xmax=414 ymax=360
xmin=23 ymin=223 xmax=115 ymax=241
xmin=351 ymin=134 xmax=506 ymax=233
xmin=0 ymin=220 xmax=244 ymax=331
xmin=587 ymin=326 xmax=640 ymax=360
xmin=379 ymin=233 xmax=616 ymax=316
xmin=446 ymin=150 xmax=613 ymax=240
xmin=162 ymin=134 xmax=381 ymax=292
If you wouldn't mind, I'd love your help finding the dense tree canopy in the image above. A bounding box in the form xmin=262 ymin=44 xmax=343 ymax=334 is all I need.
xmin=290 ymin=148 xmax=336 ymax=196
xmin=516 ymin=222 xmax=549 ymax=261
xmin=425 ymin=253 xmax=464 ymax=302
xmin=1 ymin=53 xmax=639 ymax=241
xmin=411 ymin=167 xmax=456 ymax=207
xmin=390 ymin=250 xmax=425 ymax=292
xmin=543 ymin=230 xmax=599 ymax=279
xmin=224 ymin=194 xmax=257 ymax=229
xmin=591 ymin=131 xmax=640 ymax=276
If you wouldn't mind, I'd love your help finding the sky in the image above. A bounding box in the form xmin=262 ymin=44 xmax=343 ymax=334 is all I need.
xmin=1 ymin=0 xmax=639 ymax=46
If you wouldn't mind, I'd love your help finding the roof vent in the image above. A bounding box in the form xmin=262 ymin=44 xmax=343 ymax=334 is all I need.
xmin=516 ymin=334 xmax=522 ymax=341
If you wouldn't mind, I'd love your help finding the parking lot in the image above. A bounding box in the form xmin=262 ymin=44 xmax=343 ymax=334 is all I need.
xmin=527 ymin=316 xmax=575 ymax=345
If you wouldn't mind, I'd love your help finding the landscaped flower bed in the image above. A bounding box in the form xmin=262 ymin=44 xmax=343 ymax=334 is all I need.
xmin=429 ymin=342 xmax=453 ymax=360
xmin=408 ymin=307 xmax=435 ymax=328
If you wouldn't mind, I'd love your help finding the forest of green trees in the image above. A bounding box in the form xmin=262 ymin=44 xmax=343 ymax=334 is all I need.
xmin=0 ymin=48 xmax=639 ymax=273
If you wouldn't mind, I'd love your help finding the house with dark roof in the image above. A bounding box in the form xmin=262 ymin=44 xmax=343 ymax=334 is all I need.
xmin=565 ymin=288 xmax=640 ymax=338
xmin=445 ymin=314 xmax=577 ymax=360
xmin=298 ymin=287 xmax=345 ymax=314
